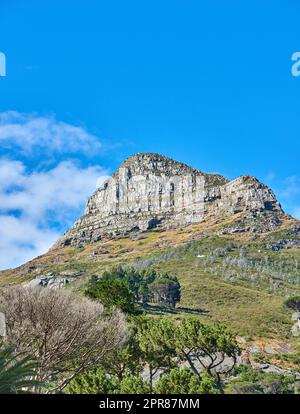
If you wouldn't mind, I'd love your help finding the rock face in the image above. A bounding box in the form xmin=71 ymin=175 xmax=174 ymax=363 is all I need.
xmin=26 ymin=272 xmax=78 ymax=289
xmin=55 ymin=153 xmax=284 ymax=247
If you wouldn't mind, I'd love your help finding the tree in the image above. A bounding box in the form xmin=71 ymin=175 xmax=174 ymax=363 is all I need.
xmin=284 ymin=296 xmax=300 ymax=312
xmin=63 ymin=368 xmax=117 ymax=394
xmin=95 ymin=266 xmax=181 ymax=308
xmin=85 ymin=278 xmax=137 ymax=314
xmin=135 ymin=317 xmax=176 ymax=392
xmin=0 ymin=286 xmax=128 ymax=393
xmin=174 ymin=319 xmax=240 ymax=385
xmin=149 ymin=275 xmax=181 ymax=308
xmin=136 ymin=317 xmax=240 ymax=389
xmin=115 ymin=375 xmax=150 ymax=394
xmin=101 ymin=320 xmax=143 ymax=381
xmin=0 ymin=347 xmax=41 ymax=394
xmin=154 ymin=368 xmax=219 ymax=394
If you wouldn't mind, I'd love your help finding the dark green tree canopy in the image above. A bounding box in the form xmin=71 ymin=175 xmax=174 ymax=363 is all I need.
xmin=284 ymin=296 xmax=300 ymax=312
xmin=85 ymin=277 xmax=136 ymax=314
xmin=154 ymin=368 xmax=219 ymax=394
xmin=86 ymin=266 xmax=181 ymax=311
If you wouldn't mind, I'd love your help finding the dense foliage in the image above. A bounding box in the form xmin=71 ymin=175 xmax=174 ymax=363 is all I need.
xmin=85 ymin=277 xmax=137 ymax=314
xmin=284 ymin=296 xmax=300 ymax=312
xmin=0 ymin=347 xmax=41 ymax=394
xmin=0 ymin=286 xmax=127 ymax=393
xmin=85 ymin=267 xmax=181 ymax=311
xmin=0 ymin=274 xmax=298 ymax=395
xmin=225 ymin=365 xmax=296 ymax=394
xmin=154 ymin=368 xmax=219 ymax=394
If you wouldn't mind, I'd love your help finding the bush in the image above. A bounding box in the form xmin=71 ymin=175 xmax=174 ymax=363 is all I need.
xmin=226 ymin=365 xmax=296 ymax=394
xmin=63 ymin=368 xmax=117 ymax=394
xmin=85 ymin=277 xmax=137 ymax=314
xmin=0 ymin=347 xmax=41 ymax=394
xmin=148 ymin=275 xmax=181 ymax=308
xmin=155 ymin=368 xmax=219 ymax=394
xmin=284 ymin=296 xmax=300 ymax=312
xmin=0 ymin=286 xmax=128 ymax=393
xmin=64 ymin=370 xmax=150 ymax=394
xmin=115 ymin=375 xmax=150 ymax=394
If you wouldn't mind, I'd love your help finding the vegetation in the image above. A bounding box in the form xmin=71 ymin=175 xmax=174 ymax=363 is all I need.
xmin=0 ymin=283 xmax=298 ymax=394
xmin=63 ymin=368 xmax=117 ymax=394
xmin=1 ymin=222 xmax=299 ymax=394
xmin=225 ymin=365 xmax=296 ymax=394
xmin=136 ymin=317 xmax=240 ymax=389
xmin=135 ymin=317 xmax=177 ymax=392
xmin=0 ymin=286 xmax=127 ymax=393
xmin=0 ymin=347 xmax=41 ymax=394
xmin=85 ymin=277 xmax=137 ymax=314
xmin=154 ymin=368 xmax=219 ymax=394
xmin=116 ymin=375 xmax=150 ymax=394
xmin=2 ymin=222 xmax=299 ymax=338
xmin=85 ymin=267 xmax=181 ymax=311
xmin=284 ymin=296 xmax=300 ymax=312
xmin=171 ymin=319 xmax=240 ymax=384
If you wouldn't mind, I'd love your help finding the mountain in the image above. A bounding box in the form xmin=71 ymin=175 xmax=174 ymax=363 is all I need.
xmin=1 ymin=153 xmax=300 ymax=351
xmin=55 ymin=152 xmax=285 ymax=248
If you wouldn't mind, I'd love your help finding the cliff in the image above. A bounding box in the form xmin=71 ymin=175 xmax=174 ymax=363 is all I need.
xmin=54 ymin=153 xmax=284 ymax=248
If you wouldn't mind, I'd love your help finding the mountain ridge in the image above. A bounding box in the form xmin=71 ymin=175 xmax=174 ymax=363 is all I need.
xmin=54 ymin=152 xmax=286 ymax=249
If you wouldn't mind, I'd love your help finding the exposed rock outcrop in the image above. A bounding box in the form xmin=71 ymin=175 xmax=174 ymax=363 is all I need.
xmin=26 ymin=272 xmax=80 ymax=289
xmin=54 ymin=153 xmax=284 ymax=248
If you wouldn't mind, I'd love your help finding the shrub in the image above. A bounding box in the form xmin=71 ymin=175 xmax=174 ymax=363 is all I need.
xmin=115 ymin=375 xmax=150 ymax=394
xmin=284 ymin=296 xmax=300 ymax=312
xmin=226 ymin=365 xmax=296 ymax=394
xmin=0 ymin=347 xmax=41 ymax=394
xmin=63 ymin=368 xmax=117 ymax=394
xmin=155 ymin=368 xmax=219 ymax=394
xmin=85 ymin=277 xmax=137 ymax=314
xmin=0 ymin=286 xmax=128 ymax=393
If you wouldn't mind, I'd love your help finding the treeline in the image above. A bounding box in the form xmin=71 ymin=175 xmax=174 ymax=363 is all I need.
xmin=85 ymin=267 xmax=181 ymax=313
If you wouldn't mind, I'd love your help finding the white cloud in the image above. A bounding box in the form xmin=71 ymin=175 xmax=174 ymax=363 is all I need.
xmin=0 ymin=111 xmax=102 ymax=155
xmin=265 ymin=173 xmax=300 ymax=220
xmin=0 ymin=215 xmax=61 ymax=271
xmin=0 ymin=159 xmax=109 ymax=270
xmin=0 ymin=111 xmax=111 ymax=270
xmin=276 ymin=176 xmax=300 ymax=199
xmin=292 ymin=207 xmax=300 ymax=220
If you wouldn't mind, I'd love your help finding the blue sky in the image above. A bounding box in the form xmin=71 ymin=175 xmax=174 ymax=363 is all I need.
xmin=0 ymin=0 xmax=299 ymax=269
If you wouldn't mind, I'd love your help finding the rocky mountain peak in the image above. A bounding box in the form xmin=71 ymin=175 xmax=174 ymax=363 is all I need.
xmin=54 ymin=153 xmax=284 ymax=248
xmin=114 ymin=152 xmax=204 ymax=177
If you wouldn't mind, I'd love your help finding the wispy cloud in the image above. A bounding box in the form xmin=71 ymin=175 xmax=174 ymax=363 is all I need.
xmin=0 ymin=111 xmax=109 ymax=270
xmin=0 ymin=159 xmax=108 ymax=270
xmin=265 ymin=173 xmax=300 ymax=220
xmin=0 ymin=111 xmax=102 ymax=156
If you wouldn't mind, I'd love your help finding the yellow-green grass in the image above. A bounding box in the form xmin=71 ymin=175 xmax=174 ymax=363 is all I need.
xmin=0 ymin=214 xmax=299 ymax=344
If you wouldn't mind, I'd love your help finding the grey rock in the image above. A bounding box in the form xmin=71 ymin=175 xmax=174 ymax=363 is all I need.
xmin=53 ymin=153 xmax=284 ymax=248
xmin=253 ymin=362 xmax=300 ymax=380
xmin=27 ymin=275 xmax=75 ymax=289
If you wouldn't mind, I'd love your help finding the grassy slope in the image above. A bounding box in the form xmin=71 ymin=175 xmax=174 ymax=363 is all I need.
xmin=1 ymin=213 xmax=299 ymax=345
